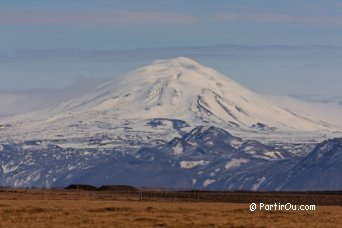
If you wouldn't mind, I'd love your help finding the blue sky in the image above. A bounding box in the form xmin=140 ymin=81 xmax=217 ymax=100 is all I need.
xmin=0 ymin=0 xmax=341 ymax=96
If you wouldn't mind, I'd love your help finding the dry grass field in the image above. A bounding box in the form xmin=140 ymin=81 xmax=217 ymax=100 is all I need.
xmin=0 ymin=189 xmax=341 ymax=227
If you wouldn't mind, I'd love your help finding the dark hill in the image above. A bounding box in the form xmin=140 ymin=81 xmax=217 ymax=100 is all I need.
xmin=98 ymin=185 xmax=138 ymax=192
xmin=65 ymin=184 xmax=98 ymax=191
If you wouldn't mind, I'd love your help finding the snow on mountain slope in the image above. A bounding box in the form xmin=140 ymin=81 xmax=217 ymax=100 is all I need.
xmin=45 ymin=126 xmax=341 ymax=190
xmin=52 ymin=57 xmax=328 ymax=131
xmin=0 ymin=57 xmax=340 ymax=189
xmin=47 ymin=57 xmax=332 ymax=130
xmin=280 ymin=138 xmax=342 ymax=190
xmin=265 ymin=94 xmax=342 ymax=128
xmin=0 ymin=57 xmax=338 ymax=148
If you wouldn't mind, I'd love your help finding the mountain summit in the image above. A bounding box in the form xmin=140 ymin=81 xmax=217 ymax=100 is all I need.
xmin=52 ymin=57 xmax=331 ymax=131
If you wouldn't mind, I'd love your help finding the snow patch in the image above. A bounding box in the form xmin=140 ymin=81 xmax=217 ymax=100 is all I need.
xmin=180 ymin=160 xmax=207 ymax=169
xmin=225 ymin=158 xmax=249 ymax=170
xmin=173 ymin=143 xmax=183 ymax=155
xmin=230 ymin=139 xmax=242 ymax=149
xmin=251 ymin=177 xmax=267 ymax=191
xmin=1 ymin=164 xmax=18 ymax=174
xmin=264 ymin=151 xmax=285 ymax=159
xmin=203 ymin=179 xmax=216 ymax=187
xmin=244 ymin=146 xmax=256 ymax=154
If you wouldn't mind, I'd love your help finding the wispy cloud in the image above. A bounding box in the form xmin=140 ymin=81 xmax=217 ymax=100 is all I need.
xmin=0 ymin=10 xmax=199 ymax=26
xmin=1 ymin=9 xmax=341 ymax=27
xmin=2 ymin=44 xmax=341 ymax=64
xmin=213 ymin=13 xmax=342 ymax=26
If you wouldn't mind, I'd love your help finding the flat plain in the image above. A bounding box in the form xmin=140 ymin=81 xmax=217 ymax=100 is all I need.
xmin=0 ymin=189 xmax=341 ymax=227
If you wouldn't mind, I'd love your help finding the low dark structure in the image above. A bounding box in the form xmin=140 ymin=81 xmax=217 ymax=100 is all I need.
xmin=98 ymin=185 xmax=138 ymax=192
xmin=65 ymin=184 xmax=98 ymax=191
xmin=65 ymin=184 xmax=138 ymax=192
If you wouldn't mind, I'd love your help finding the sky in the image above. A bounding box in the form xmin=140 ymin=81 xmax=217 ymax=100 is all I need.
xmin=0 ymin=0 xmax=341 ymax=96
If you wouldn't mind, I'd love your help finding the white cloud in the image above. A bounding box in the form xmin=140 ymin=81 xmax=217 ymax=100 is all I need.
xmin=213 ymin=13 xmax=342 ymax=26
xmin=1 ymin=9 xmax=341 ymax=27
xmin=0 ymin=10 xmax=200 ymax=26
xmin=0 ymin=77 xmax=105 ymax=117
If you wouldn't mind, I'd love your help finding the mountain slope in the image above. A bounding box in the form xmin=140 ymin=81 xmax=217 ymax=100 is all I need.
xmin=280 ymin=138 xmax=342 ymax=190
xmin=1 ymin=57 xmax=338 ymax=150
xmin=47 ymin=127 xmax=341 ymax=190
xmin=49 ymin=57 xmax=331 ymax=131
xmin=0 ymin=57 xmax=340 ymax=190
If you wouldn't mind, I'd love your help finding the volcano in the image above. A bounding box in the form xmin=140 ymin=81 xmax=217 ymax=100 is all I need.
xmin=0 ymin=57 xmax=340 ymax=189
xmin=47 ymin=57 xmax=331 ymax=131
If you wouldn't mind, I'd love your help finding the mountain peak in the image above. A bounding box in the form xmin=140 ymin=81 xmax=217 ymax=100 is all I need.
xmin=152 ymin=57 xmax=200 ymax=67
xmin=127 ymin=56 xmax=220 ymax=83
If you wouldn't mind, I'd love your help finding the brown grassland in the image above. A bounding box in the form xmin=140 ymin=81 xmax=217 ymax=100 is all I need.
xmin=0 ymin=189 xmax=341 ymax=227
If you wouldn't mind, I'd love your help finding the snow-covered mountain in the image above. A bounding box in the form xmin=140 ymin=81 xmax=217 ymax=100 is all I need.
xmin=0 ymin=57 xmax=340 ymax=189
xmin=48 ymin=57 xmax=332 ymax=130
xmin=1 ymin=57 xmax=337 ymax=148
